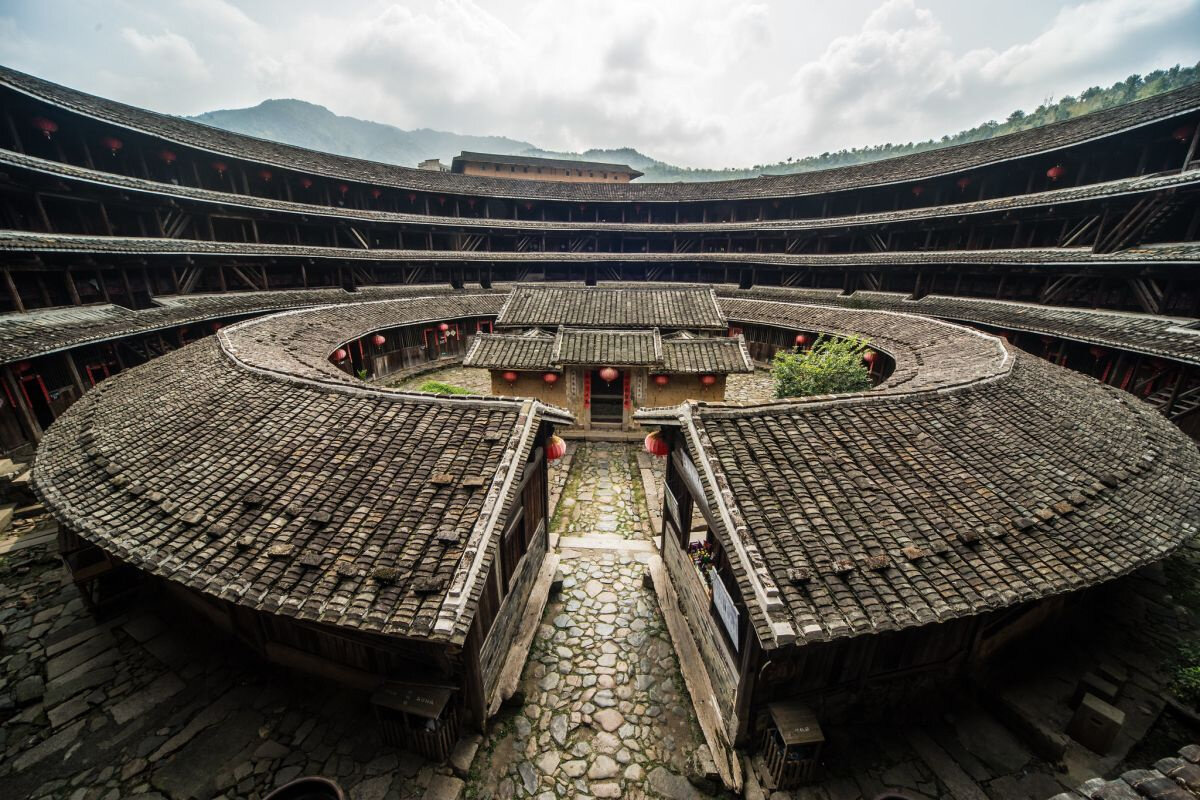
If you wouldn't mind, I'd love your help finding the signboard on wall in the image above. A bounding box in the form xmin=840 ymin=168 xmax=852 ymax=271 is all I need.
xmin=710 ymin=567 xmax=740 ymax=651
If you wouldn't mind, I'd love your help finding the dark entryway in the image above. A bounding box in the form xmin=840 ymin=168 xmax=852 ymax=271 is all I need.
xmin=589 ymin=369 xmax=624 ymax=424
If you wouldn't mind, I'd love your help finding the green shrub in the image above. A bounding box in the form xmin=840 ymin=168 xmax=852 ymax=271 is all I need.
xmin=1170 ymin=640 xmax=1200 ymax=707
xmin=417 ymin=380 xmax=472 ymax=395
xmin=771 ymin=335 xmax=873 ymax=398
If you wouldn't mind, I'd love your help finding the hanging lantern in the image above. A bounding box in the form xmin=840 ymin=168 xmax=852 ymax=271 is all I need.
xmin=372 ymin=334 xmax=386 ymax=346
xmin=502 ymin=370 xmax=518 ymax=383
xmin=653 ymin=374 xmax=670 ymax=387
xmin=644 ymin=430 xmax=670 ymax=458
xmin=338 ymin=184 xmax=350 ymax=195
xmin=15 ymin=361 xmax=32 ymax=373
xmin=332 ymin=348 xmax=348 ymax=362
xmin=545 ymin=434 xmax=567 ymax=462
xmin=1046 ymin=165 xmax=1065 ymax=181
xmin=1088 ymin=345 xmax=1105 ymax=359
xmin=543 ymin=372 xmax=559 ymax=384
xmin=911 ymin=185 xmax=924 ymax=197
xmin=1173 ymin=124 xmax=1195 ymax=143
xmin=466 ymin=197 xmax=476 ymax=208
xmin=299 ymin=177 xmax=313 ymax=189
xmin=794 ymin=333 xmax=809 ymax=347
xmin=32 ymin=117 xmax=58 ymax=138
xmin=210 ymin=321 xmax=222 ymax=332
xmin=438 ymin=322 xmax=450 ymax=332
xmin=437 ymin=196 xmax=447 ymax=206
xmin=598 ymin=366 xmax=619 ymax=383
xmin=159 ymin=149 xmax=177 ymax=165
xmin=101 ymin=136 xmax=123 ymax=155
xmin=258 ymin=168 xmax=272 ymax=182
xmin=212 ymin=161 xmax=228 ymax=175
xmin=699 ymin=374 xmax=717 ymax=387
xmin=524 ymin=201 xmax=533 ymax=211
xmin=408 ymin=193 xmax=418 ymax=204
xmin=863 ymin=350 xmax=877 ymax=364
xmin=370 ymin=188 xmax=383 ymax=199
xmin=955 ymin=176 xmax=971 ymax=191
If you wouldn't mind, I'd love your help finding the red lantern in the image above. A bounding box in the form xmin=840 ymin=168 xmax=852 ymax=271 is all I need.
xmin=956 ymin=176 xmax=971 ymax=191
xmin=1088 ymin=345 xmax=1105 ymax=359
xmin=15 ymin=361 xmax=32 ymax=373
xmin=1046 ymin=165 xmax=1065 ymax=181
xmin=863 ymin=350 xmax=877 ymax=364
xmin=210 ymin=322 xmax=222 ymax=332
xmin=653 ymin=374 xmax=670 ymax=386
xmin=258 ymin=169 xmax=272 ymax=182
xmin=299 ymin=177 xmax=313 ymax=189
xmin=438 ymin=322 xmax=450 ymax=332
xmin=370 ymin=188 xmax=382 ymax=199
xmin=32 ymin=117 xmax=57 ymax=138
xmin=911 ymin=185 xmax=924 ymax=197
xmin=332 ymin=348 xmax=348 ymax=362
xmin=372 ymin=334 xmax=386 ymax=346
xmin=101 ymin=136 xmax=123 ymax=155
xmin=524 ymin=201 xmax=533 ymax=211
xmin=159 ymin=149 xmax=177 ymax=165
xmin=598 ymin=366 xmax=619 ymax=383
xmin=467 ymin=198 xmax=476 ymax=208
xmin=543 ymin=372 xmax=559 ymax=384
xmin=1174 ymin=124 xmax=1195 ymax=143
xmin=794 ymin=333 xmax=808 ymax=347
xmin=700 ymin=374 xmax=717 ymax=387
xmin=644 ymin=431 xmax=669 ymax=457
xmin=408 ymin=193 xmax=417 ymax=203
xmin=212 ymin=161 xmax=228 ymax=175
xmin=338 ymin=184 xmax=350 ymax=195
xmin=545 ymin=434 xmax=567 ymax=462
xmin=502 ymin=371 xmax=518 ymax=383
xmin=437 ymin=196 xmax=447 ymax=205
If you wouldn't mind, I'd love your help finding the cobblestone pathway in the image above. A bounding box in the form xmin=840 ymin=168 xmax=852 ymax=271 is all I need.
xmin=724 ymin=369 xmax=775 ymax=403
xmin=549 ymin=443 xmax=646 ymax=541
xmin=468 ymin=443 xmax=711 ymax=799
xmin=388 ymin=365 xmax=492 ymax=394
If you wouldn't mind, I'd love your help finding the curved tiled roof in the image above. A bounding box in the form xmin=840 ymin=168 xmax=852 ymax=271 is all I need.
xmin=3 ymin=65 xmax=1198 ymax=202
xmin=4 ymin=231 xmax=1198 ymax=266
xmin=635 ymin=295 xmax=1200 ymax=649
xmin=33 ymin=291 xmax=570 ymax=644
xmin=496 ymin=285 xmax=727 ymax=329
xmin=34 ymin=286 xmax=1199 ymax=658
xmin=3 ymin=149 xmax=1197 ymax=235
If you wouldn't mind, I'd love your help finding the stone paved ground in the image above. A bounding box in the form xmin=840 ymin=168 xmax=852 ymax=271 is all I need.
xmin=0 ymin=543 xmax=449 ymax=799
xmin=549 ymin=443 xmax=644 ymax=541
xmin=388 ymin=365 xmax=493 ymax=394
xmin=467 ymin=443 xmax=713 ymax=799
xmin=724 ymin=369 xmax=775 ymax=403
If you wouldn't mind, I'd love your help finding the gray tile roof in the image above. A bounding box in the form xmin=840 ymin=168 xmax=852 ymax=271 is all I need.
xmin=3 ymin=148 xmax=1196 ymax=235
xmin=5 ymin=64 xmax=1197 ymax=201
xmin=496 ymin=285 xmax=728 ymax=330
xmin=636 ymin=301 xmax=1200 ymax=649
xmin=3 ymin=232 xmax=1198 ymax=268
xmin=464 ymin=325 xmax=754 ymax=374
xmin=453 ymin=151 xmax=642 ymax=177
xmin=33 ymin=294 xmax=571 ymax=644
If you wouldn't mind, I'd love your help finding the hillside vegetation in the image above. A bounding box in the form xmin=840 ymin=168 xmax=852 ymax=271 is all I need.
xmin=188 ymin=62 xmax=1199 ymax=183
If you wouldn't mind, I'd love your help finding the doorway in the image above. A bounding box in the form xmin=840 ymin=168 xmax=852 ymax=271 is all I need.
xmin=589 ymin=369 xmax=624 ymax=424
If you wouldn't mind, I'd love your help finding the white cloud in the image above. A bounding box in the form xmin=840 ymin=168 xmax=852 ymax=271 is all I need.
xmin=1 ymin=0 xmax=1197 ymax=168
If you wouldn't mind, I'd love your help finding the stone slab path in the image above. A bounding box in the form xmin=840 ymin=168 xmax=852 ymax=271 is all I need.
xmin=467 ymin=443 xmax=713 ymax=799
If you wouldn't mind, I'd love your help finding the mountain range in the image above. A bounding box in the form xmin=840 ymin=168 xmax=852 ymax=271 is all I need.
xmin=188 ymin=62 xmax=1199 ymax=183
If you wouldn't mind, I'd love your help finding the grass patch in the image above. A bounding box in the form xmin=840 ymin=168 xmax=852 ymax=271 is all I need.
xmin=416 ymin=380 xmax=472 ymax=395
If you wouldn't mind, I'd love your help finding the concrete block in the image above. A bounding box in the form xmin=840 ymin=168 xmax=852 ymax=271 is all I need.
xmin=1071 ymin=671 xmax=1120 ymax=708
xmin=1066 ymin=693 xmax=1124 ymax=755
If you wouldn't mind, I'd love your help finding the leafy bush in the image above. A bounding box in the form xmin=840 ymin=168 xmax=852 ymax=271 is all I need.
xmin=1170 ymin=640 xmax=1200 ymax=707
xmin=772 ymin=335 xmax=872 ymax=398
xmin=417 ymin=380 xmax=471 ymax=395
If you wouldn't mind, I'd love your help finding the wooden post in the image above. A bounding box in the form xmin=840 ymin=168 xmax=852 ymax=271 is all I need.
xmin=63 ymin=352 xmax=86 ymax=396
xmin=4 ymin=268 xmax=25 ymax=312
xmin=1183 ymin=124 xmax=1200 ymax=175
xmin=64 ymin=269 xmax=81 ymax=305
xmin=2 ymin=365 xmax=41 ymax=444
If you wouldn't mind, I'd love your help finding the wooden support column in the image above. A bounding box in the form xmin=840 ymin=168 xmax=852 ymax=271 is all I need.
xmin=2 ymin=365 xmax=40 ymax=444
xmin=64 ymin=270 xmax=81 ymax=305
xmin=63 ymin=352 xmax=86 ymax=396
xmin=1183 ymin=124 xmax=1200 ymax=174
xmin=4 ymin=268 xmax=25 ymax=312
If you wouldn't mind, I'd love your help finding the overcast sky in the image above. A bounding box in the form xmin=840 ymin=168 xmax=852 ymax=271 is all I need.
xmin=1 ymin=0 xmax=1198 ymax=168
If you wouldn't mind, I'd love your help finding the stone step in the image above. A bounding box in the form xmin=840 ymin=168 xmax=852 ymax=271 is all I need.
xmin=0 ymin=503 xmax=16 ymax=536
